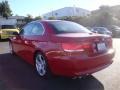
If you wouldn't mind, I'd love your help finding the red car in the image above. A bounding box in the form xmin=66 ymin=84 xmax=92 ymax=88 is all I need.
xmin=9 ymin=20 xmax=115 ymax=78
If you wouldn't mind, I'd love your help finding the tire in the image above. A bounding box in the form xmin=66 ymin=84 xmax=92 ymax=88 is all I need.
xmin=35 ymin=52 xmax=52 ymax=78
xmin=9 ymin=41 xmax=15 ymax=55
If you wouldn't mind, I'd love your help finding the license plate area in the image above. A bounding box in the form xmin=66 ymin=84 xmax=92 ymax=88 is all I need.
xmin=97 ymin=42 xmax=107 ymax=52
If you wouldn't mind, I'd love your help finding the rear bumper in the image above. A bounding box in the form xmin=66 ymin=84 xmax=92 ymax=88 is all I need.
xmin=47 ymin=49 xmax=115 ymax=77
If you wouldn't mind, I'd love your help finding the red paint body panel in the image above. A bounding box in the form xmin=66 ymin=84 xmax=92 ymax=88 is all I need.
xmin=46 ymin=49 xmax=114 ymax=77
xmin=10 ymin=20 xmax=115 ymax=77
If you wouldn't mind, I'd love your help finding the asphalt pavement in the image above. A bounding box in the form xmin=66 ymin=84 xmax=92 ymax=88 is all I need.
xmin=0 ymin=39 xmax=119 ymax=90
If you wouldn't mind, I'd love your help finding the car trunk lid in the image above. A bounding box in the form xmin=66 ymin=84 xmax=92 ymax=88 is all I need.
xmin=50 ymin=33 xmax=112 ymax=56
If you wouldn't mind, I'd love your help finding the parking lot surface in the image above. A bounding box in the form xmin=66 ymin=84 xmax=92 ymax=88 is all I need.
xmin=0 ymin=39 xmax=119 ymax=90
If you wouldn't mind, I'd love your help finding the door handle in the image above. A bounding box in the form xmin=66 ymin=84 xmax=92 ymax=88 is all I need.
xmin=24 ymin=41 xmax=29 ymax=44
xmin=24 ymin=40 xmax=30 ymax=44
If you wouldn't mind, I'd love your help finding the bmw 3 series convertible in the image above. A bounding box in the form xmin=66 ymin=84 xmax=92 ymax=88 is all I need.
xmin=9 ymin=20 xmax=115 ymax=78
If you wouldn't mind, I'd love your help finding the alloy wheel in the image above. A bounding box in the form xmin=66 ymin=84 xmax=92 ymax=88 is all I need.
xmin=35 ymin=54 xmax=47 ymax=76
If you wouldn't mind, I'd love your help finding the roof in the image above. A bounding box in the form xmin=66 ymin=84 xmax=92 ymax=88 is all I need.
xmin=9 ymin=16 xmax=25 ymax=19
xmin=43 ymin=7 xmax=90 ymax=15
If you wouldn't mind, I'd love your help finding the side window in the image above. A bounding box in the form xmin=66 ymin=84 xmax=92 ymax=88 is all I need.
xmin=31 ymin=23 xmax=44 ymax=35
xmin=20 ymin=23 xmax=33 ymax=35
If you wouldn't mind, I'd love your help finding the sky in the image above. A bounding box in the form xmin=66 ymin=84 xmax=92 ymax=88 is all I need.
xmin=0 ymin=0 xmax=120 ymax=17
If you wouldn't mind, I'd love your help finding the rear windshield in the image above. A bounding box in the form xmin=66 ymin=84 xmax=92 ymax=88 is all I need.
xmin=49 ymin=21 xmax=91 ymax=34
xmin=1 ymin=25 xmax=16 ymax=29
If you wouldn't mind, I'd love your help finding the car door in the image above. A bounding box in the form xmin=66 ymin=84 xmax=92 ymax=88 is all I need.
xmin=22 ymin=22 xmax=45 ymax=64
xmin=11 ymin=28 xmax=25 ymax=56
xmin=14 ymin=23 xmax=34 ymax=59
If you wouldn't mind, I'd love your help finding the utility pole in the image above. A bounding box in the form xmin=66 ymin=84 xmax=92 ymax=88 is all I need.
xmin=73 ymin=0 xmax=78 ymax=16
xmin=73 ymin=5 xmax=76 ymax=16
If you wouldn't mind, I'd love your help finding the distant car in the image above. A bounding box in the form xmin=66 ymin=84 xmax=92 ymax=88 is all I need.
xmin=91 ymin=27 xmax=112 ymax=36
xmin=0 ymin=25 xmax=19 ymax=39
xmin=9 ymin=20 xmax=115 ymax=78
xmin=108 ymin=25 xmax=120 ymax=37
xmin=85 ymin=27 xmax=91 ymax=30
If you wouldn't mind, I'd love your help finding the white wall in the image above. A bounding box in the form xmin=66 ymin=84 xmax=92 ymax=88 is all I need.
xmin=0 ymin=18 xmax=17 ymax=25
xmin=43 ymin=7 xmax=91 ymax=19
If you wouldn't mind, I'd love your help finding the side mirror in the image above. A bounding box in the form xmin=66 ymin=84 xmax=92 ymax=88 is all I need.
xmin=13 ymin=32 xmax=19 ymax=36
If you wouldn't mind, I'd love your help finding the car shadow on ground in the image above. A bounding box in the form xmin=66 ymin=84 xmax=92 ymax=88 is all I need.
xmin=0 ymin=53 xmax=104 ymax=90
xmin=0 ymin=39 xmax=9 ymax=42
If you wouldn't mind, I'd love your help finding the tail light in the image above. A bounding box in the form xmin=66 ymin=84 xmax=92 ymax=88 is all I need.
xmin=61 ymin=42 xmax=91 ymax=52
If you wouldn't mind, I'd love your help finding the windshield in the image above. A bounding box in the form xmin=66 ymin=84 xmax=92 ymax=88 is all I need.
xmin=49 ymin=21 xmax=91 ymax=34
xmin=1 ymin=25 xmax=16 ymax=29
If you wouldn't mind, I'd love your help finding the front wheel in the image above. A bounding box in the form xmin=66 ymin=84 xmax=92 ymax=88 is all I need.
xmin=35 ymin=53 xmax=51 ymax=78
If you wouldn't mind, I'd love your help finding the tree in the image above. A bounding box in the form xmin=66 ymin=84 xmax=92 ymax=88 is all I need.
xmin=0 ymin=0 xmax=12 ymax=19
xmin=90 ymin=5 xmax=114 ymax=27
xmin=99 ymin=5 xmax=111 ymax=12
xmin=48 ymin=16 xmax=56 ymax=20
xmin=60 ymin=16 xmax=73 ymax=21
xmin=24 ymin=14 xmax=33 ymax=23
xmin=34 ymin=16 xmax=42 ymax=20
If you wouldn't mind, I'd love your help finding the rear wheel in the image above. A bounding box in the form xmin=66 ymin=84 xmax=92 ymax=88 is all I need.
xmin=35 ymin=53 xmax=51 ymax=78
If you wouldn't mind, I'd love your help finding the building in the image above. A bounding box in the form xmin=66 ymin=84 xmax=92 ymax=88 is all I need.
xmin=0 ymin=16 xmax=25 ymax=27
xmin=43 ymin=7 xmax=91 ymax=19
xmin=9 ymin=16 xmax=25 ymax=26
